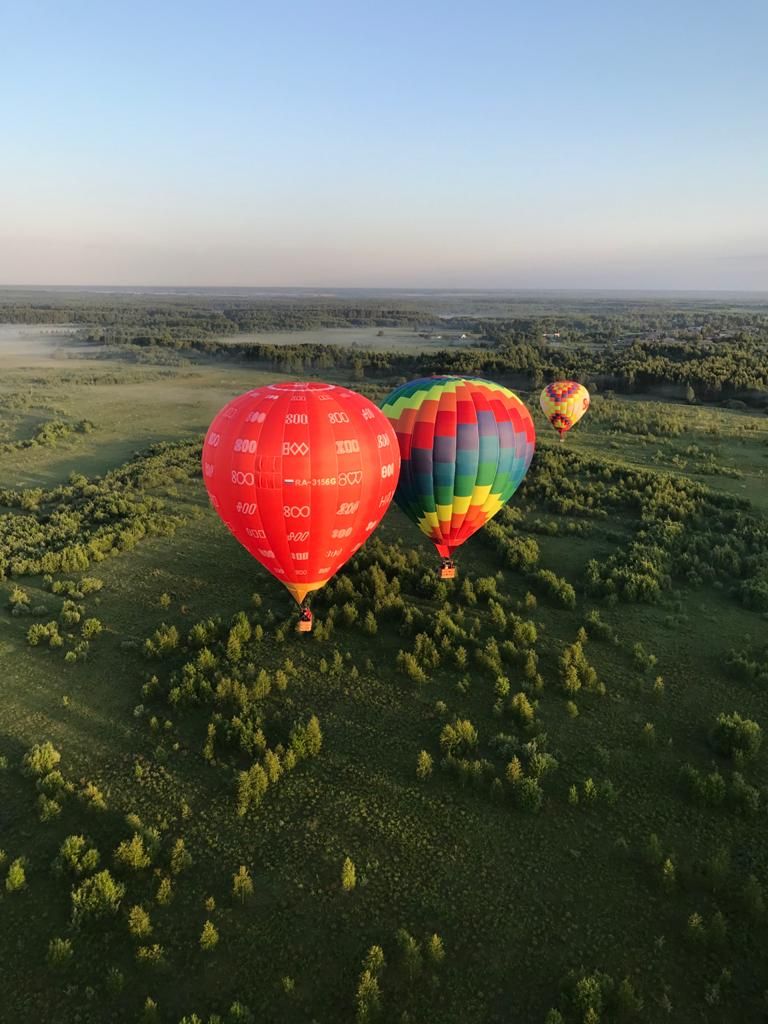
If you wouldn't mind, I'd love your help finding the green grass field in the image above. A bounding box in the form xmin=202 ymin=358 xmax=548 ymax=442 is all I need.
xmin=213 ymin=326 xmax=474 ymax=352
xmin=1 ymin=328 xmax=767 ymax=1024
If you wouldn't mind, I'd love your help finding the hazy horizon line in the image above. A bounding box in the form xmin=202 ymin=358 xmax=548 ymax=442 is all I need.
xmin=3 ymin=284 xmax=768 ymax=298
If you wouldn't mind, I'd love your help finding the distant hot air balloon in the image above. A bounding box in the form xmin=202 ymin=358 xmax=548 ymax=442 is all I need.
xmin=202 ymin=382 xmax=400 ymax=629
xmin=540 ymin=381 xmax=590 ymax=441
xmin=380 ymin=376 xmax=535 ymax=578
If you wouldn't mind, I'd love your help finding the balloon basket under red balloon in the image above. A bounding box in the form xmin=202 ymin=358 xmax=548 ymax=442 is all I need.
xmin=297 ymin=619 xmax=313 ymax=633
xmin=440 ymin=566 xmax=457 ymax=581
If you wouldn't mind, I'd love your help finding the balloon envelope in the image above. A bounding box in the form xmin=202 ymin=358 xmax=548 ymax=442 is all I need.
xmin=380 ymin=376 xmax=535 ymax=558
xmin=203 ymin=382 xmax=400 ymax=604
xmin=540 ymin=381 xmax=590 ymax=437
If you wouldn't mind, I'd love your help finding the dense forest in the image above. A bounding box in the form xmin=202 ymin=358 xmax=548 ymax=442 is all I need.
xmin=3 ymin=289 xmax=768 ymax=403
xmin=78 ymin=332 xmax=768 ymax=406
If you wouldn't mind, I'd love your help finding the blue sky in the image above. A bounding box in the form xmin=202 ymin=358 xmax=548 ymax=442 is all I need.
xmin=2 ymin=0 xmax=767 ymax=288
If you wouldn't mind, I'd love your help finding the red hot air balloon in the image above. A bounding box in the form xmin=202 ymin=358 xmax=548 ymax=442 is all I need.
xmin=202 ymin=382 xmax=400 ymax=621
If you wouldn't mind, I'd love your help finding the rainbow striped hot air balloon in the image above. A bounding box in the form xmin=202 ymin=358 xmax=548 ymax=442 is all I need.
xmin=380 ymin=376 xmax=536 ymax=572
xmin=539 ymin=381 xmax=590 ymax=440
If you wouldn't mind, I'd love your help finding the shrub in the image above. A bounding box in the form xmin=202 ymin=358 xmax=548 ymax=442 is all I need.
xmin=48 ymin=937 xmax=74 ymax=967
xmin=71 ymin=870 xmax=125 ymax=922
xmin=54 ymin=835 xmax=100 ymax=876
xmin=512 ymin=777 xmax=543 ymax=813
xmin=22 ymin=741 xmax=61 ymax=777
xmin=81 ymin=618 xmax=103 ymax=640
xmin=710 ymin=712 xmax=762 ymax=761
xmin=136 ymin=944 xmax=165 ymax=966
xmin=440 ymin=719 xmax=478 ymax=757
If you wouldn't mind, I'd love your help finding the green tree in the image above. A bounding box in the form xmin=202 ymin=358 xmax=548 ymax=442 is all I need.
xmin=510 ymin=692 xmax=536 ymax=730
xmin=54 ymin=834 xmax=99 ymax=876
xmin=615 ymin=978 xmax=643 ymax=1014
xmin=200 ymin=919 xmax=219 ymax=951
xmin=5 ymin=857 xmax=26 ymax=892
xmin=142 ymin=997 xmax=160 ymax=1023
xmin=687 ymin=912 xmax=705 ymax=944
xmin=513 ymin=776 xmax=543 ymax=813
xmin=583 ymin=777 xmax=598 ymax=803
xmin=22 ymin=741 xmax=61 ymax=777
xmin=710 ymin=712 xmax=762 ymax=761
xmin=233 ymin=865 xmax=254 ymax=903
xmin=362 ymin=610 xmax=378 ymax=635
xmin=290 ymin=715 xmax=323 ymax=759
xmin=136 ymin=944 xmax=165 ymax=967
xmin=641 ymin=722 xmax=656 ymax=747
xmin=156 ymin=876 xmax=173 ymax=905
xmin=170 ymin=838 xmax=192 ymax=875
xmin=71 ymin=870 xmax=125 ymax=922
xmin=81 ymin=780 xmax=107 ymax=811
xmin=439 ymin=719 xmax=478 ymax=757
xmin=416 ymin=750 xmax=433 ymax=780
xmin=742 ymin=875 xmax=765 ymax=919
xmin=396 ymin=928 xmax=422 ymax=981
xmin=342 ymin=857 xmax=357 ymax=892
xmin=48 ymin=937 xmax=74 ymax=967
xmin=81 ymin=618 xmax=103 ymax=640
xmin=364 ymin=945 xmax=385 ymax=975
xmin=355 ymin=969 xmax=381 ymax=1023
xmin=644 ymin=832 xmax=663 ymax=866
xmin=128 ymin=905 xmax=152 ymax=938
xmin=426 ymin=933 xmax=445 ymax=966
xmin=661 ymin=857 xmax=676 ymax=891
xmin=114 ymin=833 xmax=151 ymax=871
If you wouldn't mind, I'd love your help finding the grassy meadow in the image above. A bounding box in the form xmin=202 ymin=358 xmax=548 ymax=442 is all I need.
xmin=1 ymin=326 xmax=767 ymax=1024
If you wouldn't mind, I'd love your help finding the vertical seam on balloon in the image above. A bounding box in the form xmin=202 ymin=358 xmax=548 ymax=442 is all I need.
xmin=384 ymin=384 xmax=420 ymax=542
xmin=276 ymin=385 xmax=294 ymax=600
xmin=484 ymin=394 xmax=529 ymax=514
xmin=404 ymin=391 xmax=422 ymax=536
xmin=448 ymin=379 xmax=473 ymax=544
xmin=469 ymin=384 xmax=499 ymax=514
xmin=424 ymin=384 xmax=441 ymax=549
xmin=253 ymin=393 xmax=282 ymax=591
xmin=365 ymin=393 xmax=387 ymax=554
xmin=336 ymin=389 xmax=364 ymax=570
xmin=441 ymin=382 xmax=458 ymax=548
xmin=243 ymin=393 xmax=269 ymax=556
xmin=484 ymin=388 xmax=511 ymax=512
